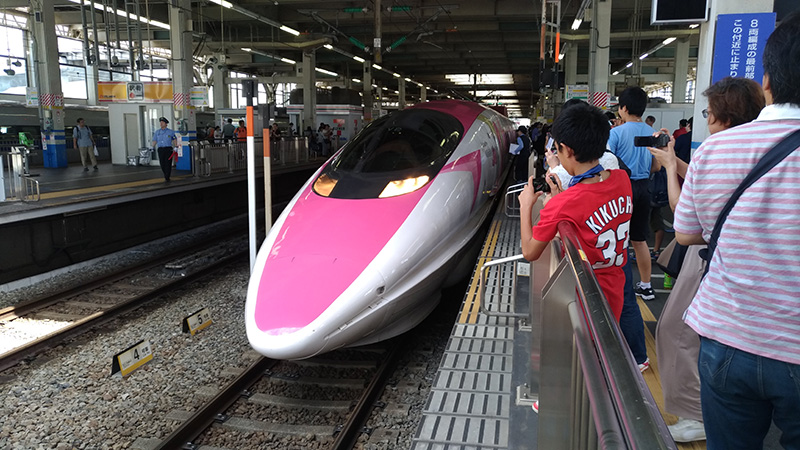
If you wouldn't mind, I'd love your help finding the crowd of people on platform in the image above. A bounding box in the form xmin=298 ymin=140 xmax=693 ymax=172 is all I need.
xmin=516 ymin=11 xmax=800 ymax=449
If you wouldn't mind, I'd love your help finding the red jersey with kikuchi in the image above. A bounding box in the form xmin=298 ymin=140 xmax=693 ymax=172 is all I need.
xmin=532 ymin=169 xmax=633 ymax=320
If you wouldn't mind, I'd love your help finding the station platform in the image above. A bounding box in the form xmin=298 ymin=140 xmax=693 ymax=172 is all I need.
xmin=0 ymin=156 xmax=325 ymax=225
xmin=0 ymin=155 xmax=325 ymax=286
xmin=412 ymin=200 xmax=711 ymax=449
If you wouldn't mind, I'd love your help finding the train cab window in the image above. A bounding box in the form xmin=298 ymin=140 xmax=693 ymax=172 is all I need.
xmin=313 ymin=109 xmax=464 ymax=199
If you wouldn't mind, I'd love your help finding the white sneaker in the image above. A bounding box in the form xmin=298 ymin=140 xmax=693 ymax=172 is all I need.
xmin=668 ymin=418 xmax=706 ymax=442
xmin=638 ymin=358 xmax=650 ymax=373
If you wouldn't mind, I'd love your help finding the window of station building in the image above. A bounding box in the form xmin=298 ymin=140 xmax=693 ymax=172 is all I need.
xmin=0 ymin=22 xmax=27 ymax=95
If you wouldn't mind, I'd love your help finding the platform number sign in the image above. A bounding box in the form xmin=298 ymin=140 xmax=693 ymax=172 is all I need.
xmin=182 ymin=307 xmax=213 ymax=335
xmin=111 ymin=340 xmax=153 ymax=377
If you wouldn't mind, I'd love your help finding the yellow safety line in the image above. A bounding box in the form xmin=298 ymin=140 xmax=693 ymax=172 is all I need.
xmin=459 ymin=218 xmax=502 ymax=324
xmin=39 ymin=176 xmax=189 ymax=200
xmin=637 ymin=297 xmax=658 ymax=323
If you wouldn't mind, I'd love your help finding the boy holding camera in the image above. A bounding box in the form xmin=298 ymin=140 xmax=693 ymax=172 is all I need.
xmin=519 ymin=102 xmax=633 ymax=320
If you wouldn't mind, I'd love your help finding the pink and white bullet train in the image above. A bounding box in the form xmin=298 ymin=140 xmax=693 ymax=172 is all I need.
xmin=245 ymin=100 xmax=516 ymax=359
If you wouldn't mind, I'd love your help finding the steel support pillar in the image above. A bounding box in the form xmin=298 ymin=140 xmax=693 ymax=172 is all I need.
xmin=169 ymin=0 xmax=197 ymax=170
xmin=31 ymin=0 xmax=67 ymax=168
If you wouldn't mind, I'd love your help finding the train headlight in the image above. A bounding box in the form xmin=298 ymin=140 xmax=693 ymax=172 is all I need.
xmin=313 ymin=174 xmax=338 ymax=197
xmin=379 ymin=175 xmax=430 ymax=198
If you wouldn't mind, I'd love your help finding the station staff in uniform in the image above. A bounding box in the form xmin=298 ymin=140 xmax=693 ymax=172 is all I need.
xmin=152 ymin=117 xmax=178 ymax=182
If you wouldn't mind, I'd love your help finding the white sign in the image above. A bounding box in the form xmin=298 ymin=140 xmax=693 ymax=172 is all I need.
xmin=26 ymin=87 xmax=38 ymax=107
xmin=566 ymin=85 xmax=589 ymax=101
xmin=190 ymin=86 xmax=209 ymax=107
xmin=127 ymin=82 xmax=144 ymax=102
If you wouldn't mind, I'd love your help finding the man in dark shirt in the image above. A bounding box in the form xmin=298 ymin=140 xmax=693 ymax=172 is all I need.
xmin=222 ymin=118 xmax=236 ymax=143
xmin=513 ymin=125 xmax=532 ymax=183
xmin=674 ymin=117 xmax=692 ymax=163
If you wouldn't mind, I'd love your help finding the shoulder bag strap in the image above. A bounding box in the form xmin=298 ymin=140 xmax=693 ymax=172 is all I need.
xmin=704 ymin=128 xmax=800 ymax=275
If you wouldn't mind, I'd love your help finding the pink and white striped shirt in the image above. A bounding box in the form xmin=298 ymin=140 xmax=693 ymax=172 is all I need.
xmin=675 ymin=103 xmax=800 ymax=365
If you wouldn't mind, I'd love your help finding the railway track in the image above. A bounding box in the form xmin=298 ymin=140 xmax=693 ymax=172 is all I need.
xmin=0 ymin=232 xmax=249 ymax=373
xmin=152 ymin=341 xmax=405 ymax=450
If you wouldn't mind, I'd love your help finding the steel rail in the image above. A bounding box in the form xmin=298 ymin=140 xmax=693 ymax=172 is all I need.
xmin=330 ymin=338 xmax=406 ymax=450
xmin=154 ymin=356 xmax=279 ymax=450
xmin=0 ymin=251 xmax=246 ymax=373
xmin=0 ymin=227 xmax=246 ymax=322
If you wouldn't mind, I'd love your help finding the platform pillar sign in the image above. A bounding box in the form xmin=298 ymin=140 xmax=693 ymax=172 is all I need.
xmin=111 ymin=340 xmax=153 ymax=377
xmin=182 ymin=307 xmax=213 ymax=335
xmin=565 ymin=85 xmax=589 ymax=101
xmin=712 ymin=13 xmax=776 ymax=85
xmin=26 ymin=87 xmax=38 ymax=107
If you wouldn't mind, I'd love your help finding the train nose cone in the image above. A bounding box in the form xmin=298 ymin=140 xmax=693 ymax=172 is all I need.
xmin=247 ymin=257 xmax=386 ymax=360
xmin=254 ymin=253 xmax=377 ymax=332
xmin=247 ymin=255 xmax=385 ymax=359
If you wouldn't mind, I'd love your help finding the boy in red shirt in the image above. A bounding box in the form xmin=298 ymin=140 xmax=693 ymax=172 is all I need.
xmin=519 ymin=102 xmax=632 ymax=320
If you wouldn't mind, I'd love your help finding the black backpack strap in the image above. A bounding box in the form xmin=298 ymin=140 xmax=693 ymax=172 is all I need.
xmin=704 ymin=128 xmax=800 ymax=275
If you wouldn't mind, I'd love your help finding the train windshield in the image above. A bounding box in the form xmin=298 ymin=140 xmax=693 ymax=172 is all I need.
xmin=313 ymin=109 xmax=464 ymax=199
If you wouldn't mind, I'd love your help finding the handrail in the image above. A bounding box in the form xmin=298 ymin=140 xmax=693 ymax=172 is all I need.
xmin=478 ymin=254 xmax=529 ymax=318
xmin=504 ymin=181 xmax=527 ymax=217
xmin=22 ymin=176 xmax=40 ymax=202
xmin=550 ymin=221 xmax=676 ymax=449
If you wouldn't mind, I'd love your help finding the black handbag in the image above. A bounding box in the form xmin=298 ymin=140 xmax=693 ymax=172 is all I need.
xmin=656 ymin=239 xmax=689 ymax=279
xmin=700 ymin=128 xmax=800 ymax=275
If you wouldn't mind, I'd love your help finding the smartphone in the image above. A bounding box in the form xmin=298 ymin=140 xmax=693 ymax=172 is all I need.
xmin=533 ymin=175 xmax=557 ymax=193
xmin=634 ymin=134 xmax=669 ymax=148
xmin=546 ymin=137 xmax=555 ymax=152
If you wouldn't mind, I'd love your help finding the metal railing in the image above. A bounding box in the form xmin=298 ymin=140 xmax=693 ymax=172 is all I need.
xmin=478 ymin=191 xmax=676 ymax=448
xmin=2 ymin=149 xmax=40 ymax=202
xmin=190 ymin=137 xmax=318 ymax=177
xmin=478 ymin=254 xmax=529 ymax=319
xmin=505 ymin=181 xmax=527 ymax=217
xmin=536 ymin=221 xmax=676 ymax=449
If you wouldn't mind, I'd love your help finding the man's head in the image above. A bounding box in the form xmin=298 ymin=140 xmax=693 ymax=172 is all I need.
xmin=562 ymin=98 xmax=585 ymax=110
xmin=517 ymin=125 xmax=527 ymax=135
xmin=763 ymin=11 xmax=800 ymax=106
xmin=687 ymin=117 xmax=693 ymax=131
xmin=76 ymin=118 xmax=85 ymax=126
xmin=550 ymin=102 xmax=610 ymax=164
xmin=645 ymin=115 xmax=656 ymax=127
xmin=239 ymin=120 xmax=245 ymax=126
xmin=159 ymin=117 xmax=169 ymax=128
xmin=618 ymin=86 xmax=648 ymax=118
xmin=227 ymin=118 xmax=232 ymax=124
xmin=679 ymin=119 xmax=688 ymax=128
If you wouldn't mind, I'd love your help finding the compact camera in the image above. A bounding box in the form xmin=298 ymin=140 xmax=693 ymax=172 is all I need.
xmin=634 ymin=134 xmax=670 ymax=148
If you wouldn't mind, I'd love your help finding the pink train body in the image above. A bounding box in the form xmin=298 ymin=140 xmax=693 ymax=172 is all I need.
xmin=245 ymin=100 xmax=516 ymax=359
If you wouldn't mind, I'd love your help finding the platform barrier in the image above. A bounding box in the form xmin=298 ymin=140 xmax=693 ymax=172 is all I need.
xmin=2 ymin=148 xmax=40 ymax=202
xmin=536 ymin=221 xmax=676 ymax=449
xmin=477 ymin=201 xmax=676 ymax=448
xmin=191 ymin=137 xmax=315 ymax=177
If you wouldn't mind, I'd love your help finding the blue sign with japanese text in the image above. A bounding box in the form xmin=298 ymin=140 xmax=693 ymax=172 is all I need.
xmin=712 ymin=13 xmax=776 ymax=85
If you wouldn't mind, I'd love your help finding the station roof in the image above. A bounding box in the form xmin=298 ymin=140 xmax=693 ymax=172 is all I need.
xmin=6 ymin=0 xmax=796 ymax=117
